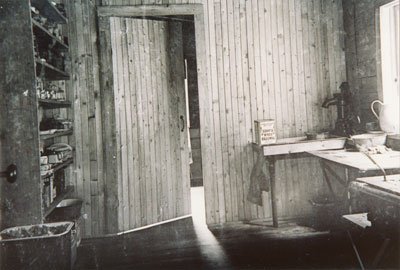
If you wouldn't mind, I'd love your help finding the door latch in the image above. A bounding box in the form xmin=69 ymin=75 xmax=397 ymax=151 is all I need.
xmin=0 ymin=164 xmax=17 ymax=183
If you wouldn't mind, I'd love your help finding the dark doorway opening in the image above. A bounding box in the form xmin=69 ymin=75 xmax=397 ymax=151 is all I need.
xmin=182 ymin=18 xmax=203 ymax=188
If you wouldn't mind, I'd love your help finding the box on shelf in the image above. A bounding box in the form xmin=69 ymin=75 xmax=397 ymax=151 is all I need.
xmin=42 ymin=179 xmax=51 ymax=208
xmin=254 ymin=119 xmax=276 ymax=145
xmin=40 ymin=156 xmax=48 ymax=165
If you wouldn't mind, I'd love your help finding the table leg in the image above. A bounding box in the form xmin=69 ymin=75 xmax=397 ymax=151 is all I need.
xmin=268 ymin=156 xmax=279 ymax=228
xmin=347 ymin=230 xmax=365 ymax=270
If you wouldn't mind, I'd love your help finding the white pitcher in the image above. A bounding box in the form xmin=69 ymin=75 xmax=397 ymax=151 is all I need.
xmin=371 ymin=100 xmax=400 ymax=134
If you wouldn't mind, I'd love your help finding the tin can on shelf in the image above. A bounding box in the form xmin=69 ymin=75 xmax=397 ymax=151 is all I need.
xmin=254 ymin=119 xmax=276 ymax=145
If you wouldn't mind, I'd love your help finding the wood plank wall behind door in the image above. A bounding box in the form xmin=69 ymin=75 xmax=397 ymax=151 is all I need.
xmin=100 ymin=0 xmax=345 ymax=227
xmin=110 ymin=17 xmax=191 ymax=231
xmin=196 ymin=0 xmax=344 ymax=224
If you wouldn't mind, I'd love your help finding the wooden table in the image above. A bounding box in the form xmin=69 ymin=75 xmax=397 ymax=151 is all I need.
xmin=306 ymin=151 xmax=400 ymax=269
xmin=346 ymin=175 xmax=400 ymax=269
xmin=307 ymin=150 xmax=400 ymax=171
xmin=251 ymin=137 xmax=346 ymax=227
xmin=307 ymin=149 xmax=400 ymax=211
xmin=349 ymin=174 xmax=400 ymax=237
xmin=353 ymin=174 xmax=400 ymax=196
xmin=350 ymin=174 xmax=400 ymax=215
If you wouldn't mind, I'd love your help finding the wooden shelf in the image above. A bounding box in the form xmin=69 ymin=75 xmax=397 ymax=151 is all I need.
xmin=39 ymin=99 xmax=71 ymax=109
xmin=40 ymin=129 xmax=73 ymax=140
xmin=41 ymin=158 xmax=72 ymax=178
xmin=35 ymin=58 xmax=69 ymax=80
xmin=43 ymin=186 xmax=74 ymax=217
xmin=32 ymin=19 xmax=68 ymax=51
xmin=31 ymin=0 xmax=67 ymax=24
xmin=52 ymin=158 xmax=73 ymax=173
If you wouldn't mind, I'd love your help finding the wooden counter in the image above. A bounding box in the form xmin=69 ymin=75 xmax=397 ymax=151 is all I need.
xmin=353 ymin=174 xmax=400 ymax=198
xmin=257 ymin=136 xmax=346 ymax=156
xmin=307 ymin=150 xmax=400 ymax=171
xmin=250 ymin=137 xmax=346 ymax=227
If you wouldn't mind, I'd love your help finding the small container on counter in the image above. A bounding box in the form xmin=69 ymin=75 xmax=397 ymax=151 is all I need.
xmin=254 ymin=119 xmax=276 ymax=145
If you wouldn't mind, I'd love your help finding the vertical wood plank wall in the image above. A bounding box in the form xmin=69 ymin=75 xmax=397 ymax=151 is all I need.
xmin=109 ymin=17 xmax=191 ymax=231
xmin=200 ymin=0 xmax=346 ymax=224
xmin=67 ymin=0 xmax=105 ymax=236
xmin=101 ymin=0 xmax=346 ymax=226
xmin=69 ymin=0 xmax=346 ymax=235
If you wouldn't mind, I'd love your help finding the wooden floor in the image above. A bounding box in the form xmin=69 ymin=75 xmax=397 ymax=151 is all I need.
xmin=74 ymin=187 xmax=399 ymax=269
xmin=75 ymin=218 xmax=399 ymax=270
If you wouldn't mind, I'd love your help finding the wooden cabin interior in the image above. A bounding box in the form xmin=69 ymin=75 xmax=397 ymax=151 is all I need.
xmin=0 ymin=0 xmax=399 ymax=269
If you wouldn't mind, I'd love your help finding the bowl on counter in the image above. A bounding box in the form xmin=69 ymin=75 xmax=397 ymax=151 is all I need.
xmin=349 ymin=132 xmax=387 ymax=150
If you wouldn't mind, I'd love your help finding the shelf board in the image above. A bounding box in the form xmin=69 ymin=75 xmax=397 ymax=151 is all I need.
xmin=40 ymin=158 xmax=73 ymax=178
xmin=43 ymin=186 xmax=74 ymax=217
xmin=35 ymin=58 xmax=69 ymax=80
xmin=52 ymin=158 xmax=73 ymax=173
xmin=32 ymin=19 xmax=68 ymax=51
xmin=40 ymin=129 xmax=73 ymax=140
xmin=31 ymin=0 xmax=67 ymax=24
xmin=39 ymin=99 xmax=71 ymax=109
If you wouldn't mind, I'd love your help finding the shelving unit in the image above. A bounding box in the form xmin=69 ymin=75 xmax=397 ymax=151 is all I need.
xmin=0 ymin=0 xmax=74 ymax=228
xmin=31 ymin=0 xmax=74 ymax=219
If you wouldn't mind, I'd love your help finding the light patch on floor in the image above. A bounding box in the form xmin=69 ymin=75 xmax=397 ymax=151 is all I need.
xmin=190 ymin=187 xmax=231 ymax=268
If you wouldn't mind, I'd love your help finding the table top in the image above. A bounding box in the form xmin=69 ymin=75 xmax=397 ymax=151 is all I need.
xmin=307 ymin=149 xmax=400 ymax=171
xmin=354 ymin=174 xmax=400 ymax=196
xmin=253 ymin=137 xmax=346 ymax=156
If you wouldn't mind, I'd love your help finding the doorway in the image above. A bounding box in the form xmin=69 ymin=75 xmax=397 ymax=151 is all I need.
xmin=182 ymin=19 xmax=206 ymax=223
xmin=98 ymin=5 xmax=208 ymax=232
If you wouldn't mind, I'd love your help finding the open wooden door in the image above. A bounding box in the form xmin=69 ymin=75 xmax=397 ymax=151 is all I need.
xmin=101 ymin=16 xmax=191 ymax=232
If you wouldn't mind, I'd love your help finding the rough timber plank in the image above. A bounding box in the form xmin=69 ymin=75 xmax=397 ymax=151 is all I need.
xmin=120 ymin=18 xmax=135 ymax=230
xmin=110 ymin=18 xmax=125 ymax=231
xmin=131 ymin=19 xmax=144 ymax=227
xmin=232 ymin=0 xmax=245 ymax=221
xmin=203 ymin=0 xmax=218 ymax=225
xmin=99 ymin=16 xmax=119 ymax=233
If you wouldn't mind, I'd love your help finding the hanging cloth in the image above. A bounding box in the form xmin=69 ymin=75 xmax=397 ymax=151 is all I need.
xmin=247 ymin=148 xmax=270 ymax=206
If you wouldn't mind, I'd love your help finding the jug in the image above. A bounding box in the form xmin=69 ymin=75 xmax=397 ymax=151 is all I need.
xmin=371 ymin=100 xmax=400 ymax=134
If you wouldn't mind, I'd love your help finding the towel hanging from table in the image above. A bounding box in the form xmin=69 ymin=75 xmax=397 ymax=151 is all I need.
xmin=247 ymin=149 xmax=270 ymax=206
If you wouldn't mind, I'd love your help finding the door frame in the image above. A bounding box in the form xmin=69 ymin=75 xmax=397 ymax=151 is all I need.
xmin=97 ymin=4 xmax=210 ymax=234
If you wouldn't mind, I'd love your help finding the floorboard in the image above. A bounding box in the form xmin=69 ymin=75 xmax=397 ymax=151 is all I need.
xmin=74 ymin=188 xmax=400 ymax=270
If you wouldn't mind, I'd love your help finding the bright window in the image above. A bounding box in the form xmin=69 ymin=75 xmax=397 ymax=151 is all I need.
xmin=380 ymin=0 xmax=400 ymax=107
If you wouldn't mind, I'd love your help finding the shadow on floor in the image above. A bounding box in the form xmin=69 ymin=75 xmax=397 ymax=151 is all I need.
xmin=75 ymin=188 xmax=399 ymax=269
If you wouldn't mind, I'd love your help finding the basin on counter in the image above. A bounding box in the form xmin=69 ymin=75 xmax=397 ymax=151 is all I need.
xmin=258 ymin=136 xmax=347 ymax=156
